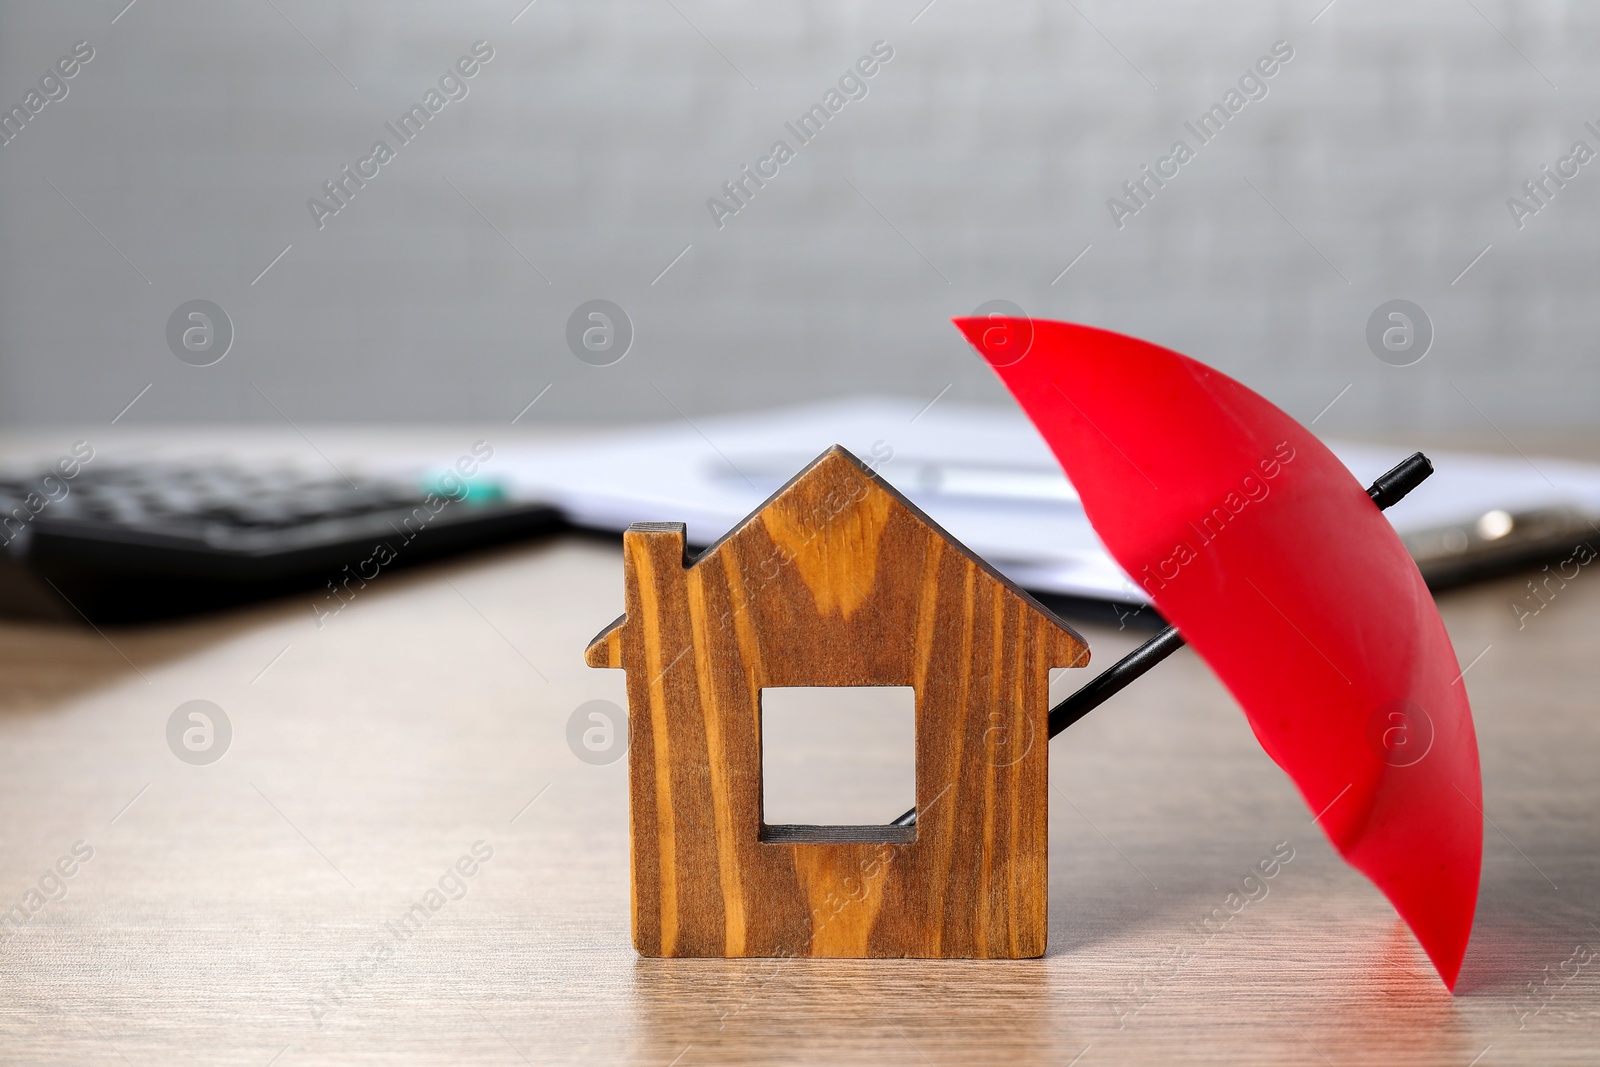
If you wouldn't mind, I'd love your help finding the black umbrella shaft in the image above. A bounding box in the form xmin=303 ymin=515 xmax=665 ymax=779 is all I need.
xmin=889 ymin=452 xmax=1432 ymax=829
xmin=889 ymin=625 xmax=1187 ymax=828
xmin=1047 ymin=624 xmax=1186 ymax=737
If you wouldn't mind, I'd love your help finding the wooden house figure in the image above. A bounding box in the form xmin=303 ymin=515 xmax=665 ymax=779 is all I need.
xmin=585 ymin=446 xmax=1089 ymax=958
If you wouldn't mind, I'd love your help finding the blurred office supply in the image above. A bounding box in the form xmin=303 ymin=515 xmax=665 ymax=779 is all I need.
xmin=0 ymin=460 xmax=557 ymax=622
xmin=494 ymin=397 xmax=1600 ymax=606
xmin=4 ymin=398 xmax=1594 ymax=623
xmin=6 ymin=396 xmax=1593 ymax=620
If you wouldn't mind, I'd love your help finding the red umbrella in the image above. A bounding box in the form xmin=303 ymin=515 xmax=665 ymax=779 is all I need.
xmin=952 ymin=316 xmax=1482 ymax=989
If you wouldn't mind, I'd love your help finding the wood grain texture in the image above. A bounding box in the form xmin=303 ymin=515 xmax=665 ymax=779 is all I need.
xmin=585 ymin=447 xmax=1089 ymax=958
xmin=0 ymin=429 xmax=1598 ymax=1065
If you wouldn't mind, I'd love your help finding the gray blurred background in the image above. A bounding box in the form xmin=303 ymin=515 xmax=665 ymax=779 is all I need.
xmin=0 ymin=0 xmax=1595 ymax=435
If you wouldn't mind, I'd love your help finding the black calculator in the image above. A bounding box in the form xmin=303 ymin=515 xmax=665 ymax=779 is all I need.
xmin=0 ymin=461 xmax=559 ymax=623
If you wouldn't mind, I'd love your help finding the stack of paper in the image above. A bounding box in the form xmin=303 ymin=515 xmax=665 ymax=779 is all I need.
xmin=494 ymin=398 xmax=1600 ymax=604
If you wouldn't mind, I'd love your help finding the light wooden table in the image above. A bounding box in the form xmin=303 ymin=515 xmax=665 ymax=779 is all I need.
xmin=1 ymin=489 xmax=1597 ymax=1063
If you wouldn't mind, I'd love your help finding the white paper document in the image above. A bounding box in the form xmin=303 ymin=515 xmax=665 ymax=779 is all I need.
xmin=494 ymin=397 xmax=1600 ymax=604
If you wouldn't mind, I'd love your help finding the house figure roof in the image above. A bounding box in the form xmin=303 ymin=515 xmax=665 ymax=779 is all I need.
xmin=586 ymin=445 xmax=1088 ymax=958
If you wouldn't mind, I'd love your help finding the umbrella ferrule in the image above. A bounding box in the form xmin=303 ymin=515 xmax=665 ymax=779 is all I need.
xmin=1366 ymin=451 xmax=1434 ymax=511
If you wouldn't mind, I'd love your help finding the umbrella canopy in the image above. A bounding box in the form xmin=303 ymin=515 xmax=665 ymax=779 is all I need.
xmin=954 ymin=316 xmax=1482 ymax=988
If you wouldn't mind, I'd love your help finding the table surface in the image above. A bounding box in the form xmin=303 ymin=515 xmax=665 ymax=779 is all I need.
xmin=1 ymin=442 xmax=1598 ymax=1065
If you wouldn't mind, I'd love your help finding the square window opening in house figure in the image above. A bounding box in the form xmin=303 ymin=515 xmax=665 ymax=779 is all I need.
xmin=760 ymin=685 xmax=916 ymax=844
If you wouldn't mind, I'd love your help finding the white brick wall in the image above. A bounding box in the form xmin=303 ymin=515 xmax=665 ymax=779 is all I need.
xmin=0 ymin=0 xmax=1595 ymax=434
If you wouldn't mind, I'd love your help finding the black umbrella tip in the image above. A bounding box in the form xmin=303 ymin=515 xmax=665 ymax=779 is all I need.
xmin=1367 ymin=452 xmax=1434 ymax=511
